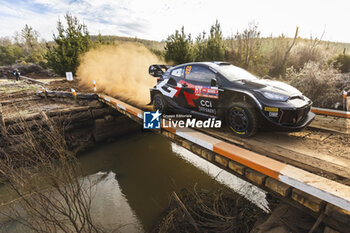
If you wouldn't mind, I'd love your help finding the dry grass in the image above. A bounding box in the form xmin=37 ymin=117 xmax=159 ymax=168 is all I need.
xmin=154 ymin=186 xmax=265 ymax=233
xmin=0 ymin=112 xmax=106 ymax=233
xmin=285 ymin=62 xmax=345 ymax=108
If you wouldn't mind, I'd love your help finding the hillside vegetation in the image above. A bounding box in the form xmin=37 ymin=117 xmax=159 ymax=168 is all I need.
xmin=1 ymin=15 xmax=349 ymax=108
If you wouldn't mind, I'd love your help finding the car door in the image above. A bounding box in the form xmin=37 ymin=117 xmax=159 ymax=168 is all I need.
xmin=181 ymin=65 xmax=219 ymax=116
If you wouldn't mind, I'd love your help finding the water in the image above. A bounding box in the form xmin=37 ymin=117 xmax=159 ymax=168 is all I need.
xmin=78 ymin=132 xmax=269 ymax=232
xmin=0 ymin=131 xmax=268 ymax=232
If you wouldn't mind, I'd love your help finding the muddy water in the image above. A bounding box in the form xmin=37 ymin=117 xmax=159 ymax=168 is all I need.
xmin=78 ymin=132 xmax=269 ymax=232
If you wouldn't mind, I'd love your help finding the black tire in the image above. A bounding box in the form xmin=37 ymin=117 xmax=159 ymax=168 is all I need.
xmin=153 ymin=94 xmax=168 ymax=113
xmin=226 ymin=102 xmax=258 ymax=137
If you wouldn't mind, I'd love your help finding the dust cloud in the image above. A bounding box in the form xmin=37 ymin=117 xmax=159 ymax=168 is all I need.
xmin=77 ymin=43 xmax=165 ymax=106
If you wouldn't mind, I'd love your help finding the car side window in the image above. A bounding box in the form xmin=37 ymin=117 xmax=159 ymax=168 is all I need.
xmin=171 ymin=67 xmax=183 ymax=77
xmin=185 ymin=65 xmax=216 ymax=85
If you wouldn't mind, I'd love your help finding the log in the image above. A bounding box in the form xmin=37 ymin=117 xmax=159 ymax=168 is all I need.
xmin=88 ymin=100 xmax=104 ymax=108
xmin=45 ymin=106 xmax=90 ymax=117
xmin=50 ymin=110 xmax=92 ymax=123
xmin=91 ymin=107 xmax=117 ymax=119
xmin=36 ymin=90 xmax=98 ymax=100
xmin=4 ymin=112 xmax=42 ymax=125
xmin=20 ymin=75 xmax=48 ymax=85
xmin=4 ymin=106 xmax=91 ymax=125
xmin=65 ymin=129 xmax=95 ymax=153
xmin=63 ymin=120 xmax=94 ymax=132
xmin=92 ymin=117 xmax=140 ymax=142
xmin=0 ymin=97 xmax=42 ymax=105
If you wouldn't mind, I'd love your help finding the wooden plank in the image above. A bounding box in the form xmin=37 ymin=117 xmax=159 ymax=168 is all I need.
xmin=198 ymin=128 xmax=350 ymax=180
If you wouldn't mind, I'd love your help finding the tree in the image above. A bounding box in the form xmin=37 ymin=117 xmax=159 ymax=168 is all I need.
xmin=193 ymin=31 xmax=207 ymax=61
xmin=0 ymin=25 xmax=44 ymax=66
xmin=164 ymin=26 xmax=194 ymax=64
xmin=20 ymin=24 xmax=40 ymax=56
xmin=205 ymin=20 xmax=225 ymax=61
xmin=269 ymin=27 xmax=299 ymax=76
xmin=234 ymin=22 xmax=262 ymax=68
xmin=46 ymin=13 xmax=91 ymax=75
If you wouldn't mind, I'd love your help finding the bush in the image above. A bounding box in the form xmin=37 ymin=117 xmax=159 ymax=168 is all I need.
xmin=0 ymin=45 xmax=22 ymax=65
xmin=285 ymin=62 xmax=341 ymax=107
xmin=287 ymin=43 xmax=325 ymax=71
xmin=332 ymin=53 xmax=350 ymax=73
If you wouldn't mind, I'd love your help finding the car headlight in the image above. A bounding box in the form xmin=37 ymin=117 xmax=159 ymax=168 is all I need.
xmin=260 ymin=91 xmax=289 ymax=101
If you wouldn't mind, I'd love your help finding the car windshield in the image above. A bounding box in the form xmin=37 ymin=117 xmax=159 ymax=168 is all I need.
xmin=217 ymin=65 xmax=257 ymax=81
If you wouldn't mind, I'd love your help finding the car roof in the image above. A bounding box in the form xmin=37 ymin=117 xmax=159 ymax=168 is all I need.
xmin=172 ymin=61 xmax=231 ymax=70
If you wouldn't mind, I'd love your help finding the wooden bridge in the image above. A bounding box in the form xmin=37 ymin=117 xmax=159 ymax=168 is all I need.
xmin=95 ymin=93 xmax=350 ymax=233
xmin=2 ymin=76 xmax=349 ymax=232
xmin=30 ymin=86 xmax=350 ymax=232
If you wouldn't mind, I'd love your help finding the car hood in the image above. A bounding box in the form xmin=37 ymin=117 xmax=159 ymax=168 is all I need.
xmin=235 ymin=79 xmax=302 ymax=96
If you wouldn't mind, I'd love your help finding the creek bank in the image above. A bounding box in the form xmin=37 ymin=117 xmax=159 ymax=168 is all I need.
xmin=152 ymin=187 xmax=267 ymax=233
xmin=0 ymin=95 xmax=141 ymax=154
xmin=152 ymin=187 xmax=329 ymax=233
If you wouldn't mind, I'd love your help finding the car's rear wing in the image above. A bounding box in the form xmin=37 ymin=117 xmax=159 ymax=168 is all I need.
xmin=149 ymin=64 xmax=172 ymax=77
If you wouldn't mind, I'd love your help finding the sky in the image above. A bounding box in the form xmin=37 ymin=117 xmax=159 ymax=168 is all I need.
xmin=0 ymin=0 xmax=349 ymax=43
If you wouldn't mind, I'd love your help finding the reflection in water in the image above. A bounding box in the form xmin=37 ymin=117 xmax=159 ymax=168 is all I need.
xmin=171 ymin=143 xmax=269 ymax=212
xmin=78 ymin=132 xmax=268 ymax=231
xmin=88 ymin=172 xmax=143 ymax=233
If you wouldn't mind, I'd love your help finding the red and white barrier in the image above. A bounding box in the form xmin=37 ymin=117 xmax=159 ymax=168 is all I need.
xmin=71 ymin=88 xmax=77 ymax=100
xmin=92 ymin=80 xmax=97 ymax=93
xmin=311 ymin=107 xmax=350 ymax=119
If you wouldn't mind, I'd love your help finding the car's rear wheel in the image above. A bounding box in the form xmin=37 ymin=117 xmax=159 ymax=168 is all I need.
xmin=226 ymin=102 xmax=258 ymax=137
xmin=153 ymin=94 xmax=168 ymax=113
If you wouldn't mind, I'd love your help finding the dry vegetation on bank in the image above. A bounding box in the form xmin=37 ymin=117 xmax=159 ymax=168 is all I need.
xmin=153 ymin=187 xmax=267 ymax=233
xmin=0 ymin=115 xmax=106 ymax=232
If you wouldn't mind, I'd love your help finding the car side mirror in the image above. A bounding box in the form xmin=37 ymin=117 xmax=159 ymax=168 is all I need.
xmin=211 ymin=78 xmax=218 ymax=87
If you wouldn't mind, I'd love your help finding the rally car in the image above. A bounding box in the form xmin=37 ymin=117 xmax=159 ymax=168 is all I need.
xmin=148 ymin=62 xmax=315 ymax=137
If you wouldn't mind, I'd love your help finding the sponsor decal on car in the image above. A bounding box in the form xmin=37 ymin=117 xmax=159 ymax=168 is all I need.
xmin=155 ymin=79 xmax=180 ymax=98
xmin=264 ymin=107 xmax=279 ymax=112
xmin=264 ymin=106 xmax=279 ymax=117
xmin=199 ymin=100 xmax=216 ymax=114
xmin=195 ymin=86 xmax=219 ymax=99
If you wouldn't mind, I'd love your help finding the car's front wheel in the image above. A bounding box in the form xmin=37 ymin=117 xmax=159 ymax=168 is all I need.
xmin=153 ymin=94 xmax=168 ymax=113
xmin=226 ymin=102 xmax=258 ymax=137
